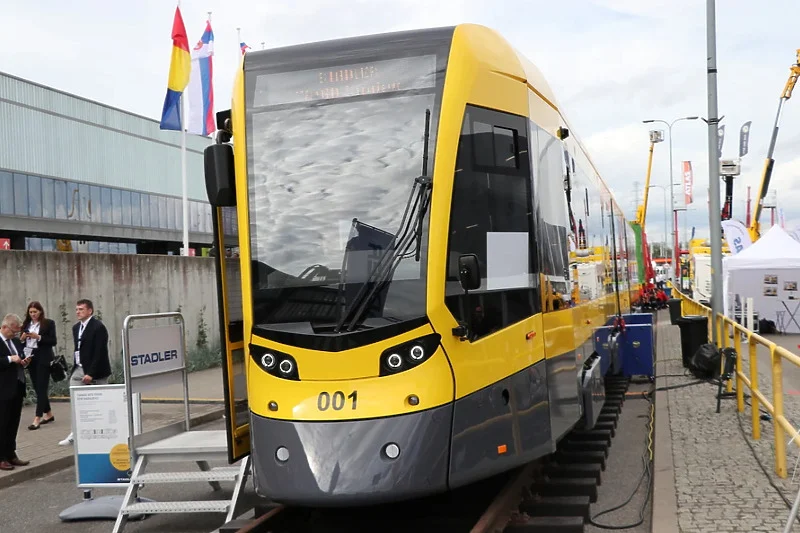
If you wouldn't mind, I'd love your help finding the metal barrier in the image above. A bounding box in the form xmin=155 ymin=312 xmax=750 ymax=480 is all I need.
xmin=673 ymin=288 xmax=799 ymax=478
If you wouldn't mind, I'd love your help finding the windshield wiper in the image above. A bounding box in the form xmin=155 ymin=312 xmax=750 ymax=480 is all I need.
xmin=333 ymin=108 xmax=433 ymax=333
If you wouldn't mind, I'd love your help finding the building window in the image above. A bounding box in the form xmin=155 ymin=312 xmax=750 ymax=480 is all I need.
xmin=27 ymin=175 xmax=42 ymax=217
xmin=54 ymin=180 xmax=67 ymax=220
xmin=111 ymin=189 xmax=122 ymax=224
xmin=0 ymin=172 xmax=12 ymax=215
xmin=14 ymin=174 xmax=28 ymax=216
xmin=41 ymin=178 xmax=55 ymax=219
xmin=140 ymin=193 xmax=150 ymax=227
xmin=121 ymin=190 xmax=132 ymax=226
xmin=131 ymin=192 xmax=141 ymax=226
xmin=66 ymin=182 xmax=79 ymax=221
xmin=101 ymin=187 xmax=112 ymax=224
xmin=150 ymin=194 xmax=159 ymax=228
xmin=158 ymin=196 xmax=168 ymax=229
xmin=91 ymin=186 xmax=102 ymax=224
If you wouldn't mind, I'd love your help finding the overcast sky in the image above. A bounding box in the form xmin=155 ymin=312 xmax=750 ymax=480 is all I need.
xmin=4 ymin=0 xmax=800 ymax=244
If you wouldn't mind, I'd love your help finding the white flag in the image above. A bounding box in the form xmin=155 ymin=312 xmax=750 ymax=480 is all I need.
xmin=721 ymin=219 xmax=752 ymax=255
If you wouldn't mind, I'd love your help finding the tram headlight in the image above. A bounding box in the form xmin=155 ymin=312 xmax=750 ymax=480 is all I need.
xmin=379 ymin=333 xmax=441 ymax=376
xmin=250 ymin=344 xmax=299 ymax=381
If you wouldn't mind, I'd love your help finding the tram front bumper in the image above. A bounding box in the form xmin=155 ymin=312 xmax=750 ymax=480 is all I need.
xmin=249 ymin=404 xmax=453 ymax=506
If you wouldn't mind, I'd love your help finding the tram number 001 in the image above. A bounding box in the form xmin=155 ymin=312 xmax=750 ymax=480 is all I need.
xmin=317 ymin=390 xmax=358 ymax=411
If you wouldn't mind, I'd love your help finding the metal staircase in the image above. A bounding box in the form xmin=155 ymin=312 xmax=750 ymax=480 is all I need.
xmin=112 ymin=430 xmax=250 ymax=533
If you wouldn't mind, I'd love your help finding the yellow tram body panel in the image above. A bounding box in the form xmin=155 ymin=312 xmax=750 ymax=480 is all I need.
xmin=248 ymin=347 xmax=455 ymax=421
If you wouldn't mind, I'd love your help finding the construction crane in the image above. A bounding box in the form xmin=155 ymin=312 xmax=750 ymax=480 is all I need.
xmin=632 ymin=129 xmax=664 ymax=291
xmin=749 ymin=48 xmax=800 ymax=242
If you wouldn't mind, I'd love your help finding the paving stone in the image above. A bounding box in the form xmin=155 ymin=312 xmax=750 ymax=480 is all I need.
xmin=655 ymin=311 xmax=799 ymax=532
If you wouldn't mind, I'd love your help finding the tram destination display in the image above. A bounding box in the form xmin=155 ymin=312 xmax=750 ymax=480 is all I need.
xmin=254 ymin=54 xmax=437 ymax=106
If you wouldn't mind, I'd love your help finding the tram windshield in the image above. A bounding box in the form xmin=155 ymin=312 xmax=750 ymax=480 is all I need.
xmin=245 ymin=55 xmax=441 ymax=336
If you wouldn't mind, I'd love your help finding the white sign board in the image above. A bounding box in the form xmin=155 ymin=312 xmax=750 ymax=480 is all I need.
xmin=72 ymin=384 xmax=130 ymax=487
xmin=127 ymin=324 xmax=185 ymax=393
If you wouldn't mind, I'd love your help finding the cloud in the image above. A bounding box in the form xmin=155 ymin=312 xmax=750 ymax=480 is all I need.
xmin=2 ymin=0 xmax=800 ymax=242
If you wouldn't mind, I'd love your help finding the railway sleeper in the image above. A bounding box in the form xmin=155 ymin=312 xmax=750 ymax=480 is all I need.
xmin=543 ymin=461 xmax=603 ymax=485
xmin=593 ymin=421 xmax=616 ymax=437
xmin=553 ymin=450 xmax=606 ymax=470
xmin=561 ymin=439 xmax=610 ymax=457
xmin=520 ymin=495 xmax=591 ymax=519
xmin=604 ymin=394 xmax=625 ymax=405
xmin=569 ymin=429 xmax=612 ymax=445
xmin=597 ymin=412 xmax=619 ymax=426
xmin=531 ymin=477 xmax=598 ymax=503
xmin=601 ymin=404 xmax=621 ymax=415
xmin=506 ymin=515 xmax=584 ymax=533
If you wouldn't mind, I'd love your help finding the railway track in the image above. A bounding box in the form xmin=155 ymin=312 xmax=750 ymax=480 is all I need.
xmin=221 ymin=375 xmax=634 ymax=533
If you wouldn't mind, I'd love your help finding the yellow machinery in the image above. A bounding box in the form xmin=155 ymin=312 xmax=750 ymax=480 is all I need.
xmin=631 ymin=130 xmax=664 ymax=291
xmin=749 ymin=49 xmax=800 ymax=242
xmin=203 ymin=24 xmax=634 ymax=506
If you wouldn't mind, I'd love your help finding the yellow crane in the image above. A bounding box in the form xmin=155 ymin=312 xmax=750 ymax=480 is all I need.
xmin=749 ymin=48 xmax=800 ymax=242
xmin=632 ymin=129 xmax=664 ymax=291
xmin=634 ymin=130 xmax=664 ymax=227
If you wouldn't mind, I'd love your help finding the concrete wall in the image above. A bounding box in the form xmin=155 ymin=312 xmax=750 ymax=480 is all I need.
xmin=0 ymin=251 xmax=220 ymax=364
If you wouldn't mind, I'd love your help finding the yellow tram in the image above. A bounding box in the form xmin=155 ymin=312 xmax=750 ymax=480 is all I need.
xmin=204 ymin=24 xmax=634 ymax=506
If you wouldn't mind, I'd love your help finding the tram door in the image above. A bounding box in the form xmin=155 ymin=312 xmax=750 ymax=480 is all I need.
xmin=212 ymin=205 xmax=250 ymax=462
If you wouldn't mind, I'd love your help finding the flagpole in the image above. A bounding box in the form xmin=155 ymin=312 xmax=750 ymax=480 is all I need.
xmin=181 ymin=93 xmax=189 ymax=256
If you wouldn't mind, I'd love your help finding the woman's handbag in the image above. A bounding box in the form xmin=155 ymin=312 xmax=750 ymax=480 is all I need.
xmin=50 ymin=354 xmax=69 ymax=382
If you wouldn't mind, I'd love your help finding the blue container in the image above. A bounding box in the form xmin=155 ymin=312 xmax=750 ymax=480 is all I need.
xmin=622 ymin=312 xmax=654 ymax=326
xmin=619 ymin=324 xmax=655 ymax=377
xmin=665 ymin=287 xmax=673 ymax=298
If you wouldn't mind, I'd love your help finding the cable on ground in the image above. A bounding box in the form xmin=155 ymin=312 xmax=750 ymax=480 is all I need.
xmin=587 ymin=394 xmax=654 ymax=530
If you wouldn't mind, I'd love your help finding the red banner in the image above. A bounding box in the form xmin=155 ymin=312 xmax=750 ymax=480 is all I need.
xmin=683 ymin=161 xmax=694 ymax=205
xmin=0 ymin=238 xmax=9 ymax=250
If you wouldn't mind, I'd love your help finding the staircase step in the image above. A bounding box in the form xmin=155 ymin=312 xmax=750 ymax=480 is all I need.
xmin=131 ymin=467 xmax=240 ymax=484
xmin=122 ymin=500 xmax=230 ymax=514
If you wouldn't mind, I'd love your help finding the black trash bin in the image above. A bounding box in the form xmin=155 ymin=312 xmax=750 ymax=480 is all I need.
xmin=676 ymin=315 xmax=709 ymax=368
xmin=667 ymin=298 xmax=682 ymax=325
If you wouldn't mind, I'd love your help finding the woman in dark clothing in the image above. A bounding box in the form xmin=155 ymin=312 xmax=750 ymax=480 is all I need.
xmin=20 ymin=301 xmax=56 ymax=430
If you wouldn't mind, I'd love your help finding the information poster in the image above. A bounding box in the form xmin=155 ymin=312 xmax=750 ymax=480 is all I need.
xmin=71 ymin=384 xmax=131 ymax=487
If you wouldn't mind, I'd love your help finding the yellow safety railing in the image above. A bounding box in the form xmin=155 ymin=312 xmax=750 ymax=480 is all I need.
xmin=672 ymin=288 xmax=799 ymax=478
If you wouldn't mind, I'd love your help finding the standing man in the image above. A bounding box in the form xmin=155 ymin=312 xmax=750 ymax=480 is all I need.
xmin=59 ymin=299 xmax=111 ymax=446
xmin=0 ymin=313 xmax=30 ymax=469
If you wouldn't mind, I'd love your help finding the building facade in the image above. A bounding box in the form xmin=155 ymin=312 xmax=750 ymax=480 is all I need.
xmin=0 ymin=71 xmax=215 ymax=254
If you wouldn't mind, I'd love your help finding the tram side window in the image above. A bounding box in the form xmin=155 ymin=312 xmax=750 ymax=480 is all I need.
xmin=445 ymin=106 xmax=539 ymax=340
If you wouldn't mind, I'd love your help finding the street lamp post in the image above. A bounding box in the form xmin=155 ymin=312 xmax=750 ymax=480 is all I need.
xmin=643 ymin=116 xmax=700 ymax=282
xmin=648 ymin=184 xmax=668 ymax=258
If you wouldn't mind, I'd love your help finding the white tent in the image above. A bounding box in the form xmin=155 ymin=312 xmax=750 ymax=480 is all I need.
xmin=723 ymin=224 xmax=800 ymax=333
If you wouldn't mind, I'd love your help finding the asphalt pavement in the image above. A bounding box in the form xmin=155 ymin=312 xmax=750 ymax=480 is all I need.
xmin=0 ymin=417 xmax=262 ymax=533
xmin=585 ymin=381 xmax=653 ymax=533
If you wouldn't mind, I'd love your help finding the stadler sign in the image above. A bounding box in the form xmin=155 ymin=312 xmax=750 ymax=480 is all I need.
xmin=127 ymin=324 xmax=184 ymax=393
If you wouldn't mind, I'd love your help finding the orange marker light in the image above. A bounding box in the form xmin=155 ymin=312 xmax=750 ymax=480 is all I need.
xmin=526 ymin=331 xmax=536 ymax=340
xmin=497 ymin=444 xmax=507 ymax=454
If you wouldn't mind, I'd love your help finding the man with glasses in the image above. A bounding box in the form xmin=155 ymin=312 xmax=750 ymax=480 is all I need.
xmin=0 ymin=313 xmax=31 ymax=470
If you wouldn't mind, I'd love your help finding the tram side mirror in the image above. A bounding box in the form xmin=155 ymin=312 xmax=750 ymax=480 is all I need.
xmin=458 ymin=254 xmax=481 ymax=292
xmin=204 ymin=143 xmax=236 ymax=207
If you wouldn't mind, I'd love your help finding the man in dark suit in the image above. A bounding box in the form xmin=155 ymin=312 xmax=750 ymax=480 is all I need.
xmin=0 ymin=313 xmax=31 ymax=469
xmin=59 ymin=299 xmax=111 ymax=446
